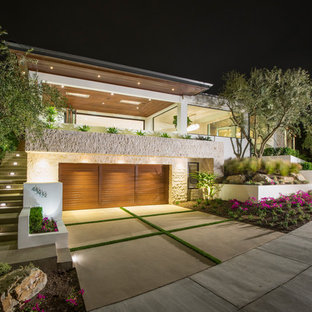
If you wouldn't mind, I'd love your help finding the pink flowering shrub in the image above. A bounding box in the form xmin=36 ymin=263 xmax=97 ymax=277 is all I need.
xmin=228 ymin=191 xmax=312 ymax=231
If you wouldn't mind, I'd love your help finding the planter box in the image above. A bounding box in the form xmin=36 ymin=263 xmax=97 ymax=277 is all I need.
xmin=300 ymin=170 xmax=312 ymax=183
xmin=218 ymin=183 xmax=312 ymax=202
xmin=18 ymin=207 xmax=68 ymax=249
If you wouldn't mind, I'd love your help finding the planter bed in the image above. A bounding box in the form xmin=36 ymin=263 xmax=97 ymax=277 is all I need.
xmin=218 ymin=183 xmax=312 ymax=201
xmin=18 ymin=207 xmax=68 ymax=249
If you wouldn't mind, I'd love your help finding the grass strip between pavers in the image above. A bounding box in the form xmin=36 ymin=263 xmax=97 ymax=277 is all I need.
xmin=120 ymin=207 xmax=222 ymax=265
xmin=168 ymin=219 xmax=232 ymax=232
xmin=65 ymin=209 xmax=194 ymax=227
xmin=70 ymin=232 xmax=162 ymax=252
xmin=65 ymin=216 xmax=135 ymax=226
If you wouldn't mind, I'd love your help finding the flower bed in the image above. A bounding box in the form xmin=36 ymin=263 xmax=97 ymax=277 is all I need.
xmin=29 ymin=207 xmax=58 ymax=234
xmin=192 ymin=191 xmax=312 ymax=232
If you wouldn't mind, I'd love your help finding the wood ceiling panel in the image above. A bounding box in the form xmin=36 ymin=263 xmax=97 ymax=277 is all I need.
xmin=53 ymin=85 xmax=173 ymax=117
xmin=13 ymin=51 xmax=208 ymax=96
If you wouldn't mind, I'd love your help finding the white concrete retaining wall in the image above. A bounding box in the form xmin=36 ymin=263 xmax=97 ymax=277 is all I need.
xmin=218 ymin=183 xmax=312 ymax=201
xmin=262 ymin=155 xmax=305 ymax=164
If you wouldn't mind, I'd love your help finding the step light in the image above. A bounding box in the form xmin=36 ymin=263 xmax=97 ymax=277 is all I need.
xmin=16 ymin=154 xmax=20 ymax=157
xmin=13 ymin=162 xmax=17 ymax=166
xmin=0 ymin=203 xmax=6 ymax=207
xmin=9 ymin=172 xmax=15 ymax=176
xmin=6 ymin=186 xmax=11 ymax=189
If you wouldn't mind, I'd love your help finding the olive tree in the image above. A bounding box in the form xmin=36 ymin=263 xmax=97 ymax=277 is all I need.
xmin=220 ymin=67 xmax=312 ymax=158
xmin=0 ymin=26 xmax=67 ymax=156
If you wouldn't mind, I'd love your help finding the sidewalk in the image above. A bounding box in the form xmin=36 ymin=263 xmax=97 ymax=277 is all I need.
xmin=96 ymin=221 xmax=312 ymax=312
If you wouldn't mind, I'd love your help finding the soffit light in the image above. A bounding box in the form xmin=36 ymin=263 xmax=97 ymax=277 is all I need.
xmin=120 ymin=100 xmax=141 ymax=105
xmin=66 ymin=92 xmax=90 ymax=98
xmin=187 ymin=124 xmax=200 ymax=132
xmin=97 ymin=74 xmax=101 ymax=78
xmin=137 ymin=82 xmax=141 ymax=85
xmin=111 ymin=92 xmax=114 ymax=96
xmin=172 ymin=88 xmax=175 ymax=91
xmin=50 ymin=66 xmax=54 ymax=70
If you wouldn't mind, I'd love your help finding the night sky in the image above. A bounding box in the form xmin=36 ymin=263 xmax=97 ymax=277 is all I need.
xmin=1 ymin=0 xmax=311 ymax=94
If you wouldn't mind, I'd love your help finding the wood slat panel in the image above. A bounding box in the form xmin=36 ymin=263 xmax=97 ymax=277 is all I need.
xmin=99 ymin=164 xmax=135 ymax=208
xmin=59 ymin=163 xmax=99 ymax=210
xmin=135 ymin=165 xmax=169 ymax=205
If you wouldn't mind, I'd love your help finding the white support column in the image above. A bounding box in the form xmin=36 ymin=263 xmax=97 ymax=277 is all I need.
xmin=177 ymin=99 xmax=188 ymax=135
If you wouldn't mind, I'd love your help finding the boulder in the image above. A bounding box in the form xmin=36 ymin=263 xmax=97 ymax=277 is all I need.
xmin=279 ymin=176 xmax=295 ymax=184
xmin=0 ymin=266 xmax=47 ymax=312
xmin=291 ymin=172 xmax=307 ymax=183
xmin=226 ymin=174 xmax=246 ymax=184
xmin=252 ymin=173 xmax=274 ymax=184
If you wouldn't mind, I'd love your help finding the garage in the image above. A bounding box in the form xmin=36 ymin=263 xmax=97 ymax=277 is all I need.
xmin=59 ymin=163 xmax=169 ymax=210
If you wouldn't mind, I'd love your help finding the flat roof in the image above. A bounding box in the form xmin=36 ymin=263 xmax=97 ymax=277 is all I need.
xmin=8 ymin=41 xmax=212 ymax=96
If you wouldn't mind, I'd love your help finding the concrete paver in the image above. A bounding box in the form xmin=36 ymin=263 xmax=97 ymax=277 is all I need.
xmin=258 ymin=234 xmax=312 ymax=265
xmin=68 ymin=219 xmax=157 ymax=248
xmin=95 ymin=278 xmax=238 ymax=312
xmin=242 ymin=267 xmax=312 ymax=312
xmin=145 ymin=211 xmax=225 ymax=230
xmin=73 ymin=235 xmax=213 ymax=311
xmin=125 ymin=204 xmax=190 ymax=216
xmin=63 ymin=207 xmax=129 ymax=224
xmin=191 ymin=248 xmax=308 ymax=308
xmin=290 ymin=221 xmax=312 ymax=239
xmin=175 ymin=221 xmax=283 ymax=261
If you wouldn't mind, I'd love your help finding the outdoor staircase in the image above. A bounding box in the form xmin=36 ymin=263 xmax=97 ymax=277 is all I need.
xmin=0 ymin=151 xmax=27 ymax=250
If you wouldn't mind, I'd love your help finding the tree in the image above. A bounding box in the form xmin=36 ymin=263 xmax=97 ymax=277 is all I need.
xmin=220 ymin=67 xmax=312 ymax=158
xmin=0 ymin=26 xmax=67 ymax=157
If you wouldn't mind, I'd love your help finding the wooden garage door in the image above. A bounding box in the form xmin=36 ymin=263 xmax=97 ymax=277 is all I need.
xmin=59 ymin=164 xmax=169 ymax=210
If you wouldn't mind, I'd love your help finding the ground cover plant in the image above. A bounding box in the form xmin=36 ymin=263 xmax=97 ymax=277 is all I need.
xmin=192 ymin=191 xmax=312 ymax=233
xmin=29 ymin=207 xmax=58 ymax=234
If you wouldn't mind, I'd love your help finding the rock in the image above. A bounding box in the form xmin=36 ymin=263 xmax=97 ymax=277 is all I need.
xmin=252 ymin=173 xmax=274 ymax=184
xmin=279 ymin=176 xmax=295 ymax=184
xmin=0 ymin=266 xmax=47 ymax=312
xmin=226 ymin=174 xmax=246 ymax=184
xmin=291 ymin=172 xmax=307 ymax=183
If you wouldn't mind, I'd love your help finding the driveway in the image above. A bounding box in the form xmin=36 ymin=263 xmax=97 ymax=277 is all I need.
xmin=63 ymin=205 xmax=283 ymax=311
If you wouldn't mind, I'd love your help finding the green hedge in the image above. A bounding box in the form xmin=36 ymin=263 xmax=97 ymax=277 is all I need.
xmin=302 ymin=162 xmax=312 ymax=170
xmin=263 ymin=147 xmax=300 ymax=157
xmin=29 ymin=207 xmax=43 ymax=234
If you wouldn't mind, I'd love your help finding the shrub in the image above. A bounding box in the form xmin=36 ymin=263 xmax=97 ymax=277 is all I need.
xmin=160 ymin=133 xmax=171 ymax=138
xmin=0 ymin=263 xmax=11 ymax=276
xmin=263 ymin=147 xmax=300 ymax=157
xmin=136 ymin=130 xmax=145 ymax=136
xmin=197 ymin=135 xmax=212 ymax=141
xmin=107 ymin=127 xmax=119 ymax=134
xmin=78 ymin=125 xmax=90 ymax=132
xmin=302 ymin=162 xmax=312 ymax=170
xmin=190 ymin=171 xmax=220 ymax=200
xmin=180 ymin=134 xmax=192 ymax=139
xmin=29 ymin=207 xmax=43 ymax=234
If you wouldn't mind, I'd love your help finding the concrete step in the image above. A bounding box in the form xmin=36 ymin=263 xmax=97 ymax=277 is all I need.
xmin=0 ymin=240 xmax=17 ymax=251
xmin=0 ymin=184 xmax=24 ymax=190
xmin=0 ymin=179 xmax=26 ymax=184
xmin=0 ymin=223 xmax=18 ymax=232
xmin=0 ymin=232 xmax=17 ymax=242
xmin=0 ymin=193 xmax=23 ymax=201
xmin=0 ymin=206 xmax=22 ymax=214
xmin=0 ymin=170 xmax=27 ymax=175
xmin=56 ymin=248 xmax=73 ymax=271
xmin=0 ymin=188 xmax=23 ymax=194
xmin=0 ymin=199 xmax=23 ymax=208
xmin=0 ymin=175 xmax=26 ymax=180
xmin=0 ymin=213 xmax=19 ymax=224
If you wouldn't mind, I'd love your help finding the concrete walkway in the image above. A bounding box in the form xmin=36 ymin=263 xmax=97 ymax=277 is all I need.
xmin=64 ymin=205 xmax=283 ymax=311
xmin=94 ymin=221 xmax=312 ymax=312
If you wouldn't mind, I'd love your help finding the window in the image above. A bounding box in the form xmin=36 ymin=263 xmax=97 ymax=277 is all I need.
xmin=188 ymin=162 xmax=199 ymax=189
xmin=76 ymin=113 xmax=144 ymax=130
xmin=187 ymin=105 xmax=240 ymax=138
xmin=153 ymin=107 xmax=178 ymax=133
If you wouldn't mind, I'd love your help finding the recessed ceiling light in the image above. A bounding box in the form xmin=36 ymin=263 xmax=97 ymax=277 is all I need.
xmin=137 ymin=82 xmax=141 ymax=85
xmin=101 ymin=102 xmax=105 ymax=105
xmin=61 ymin=85 xmax=64 ymax=88
xmin=120 ymin=100 xmax=141 ymax=105
xmin=97 ymin=74 xmax=101 ymax=78
xmin=171 ymin=88 xmax=175 ymax=91
xmin=136 ymin=107 xmax=139 ymax=110
xmin=66 ymin=92 xmax=90 ymax=98
xmin=50 ymin=66 xmax=54 ymax=70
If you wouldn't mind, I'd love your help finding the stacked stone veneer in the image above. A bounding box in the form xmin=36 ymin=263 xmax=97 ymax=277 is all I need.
xmin=26 ymin=129 xmax=223 ymax=203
